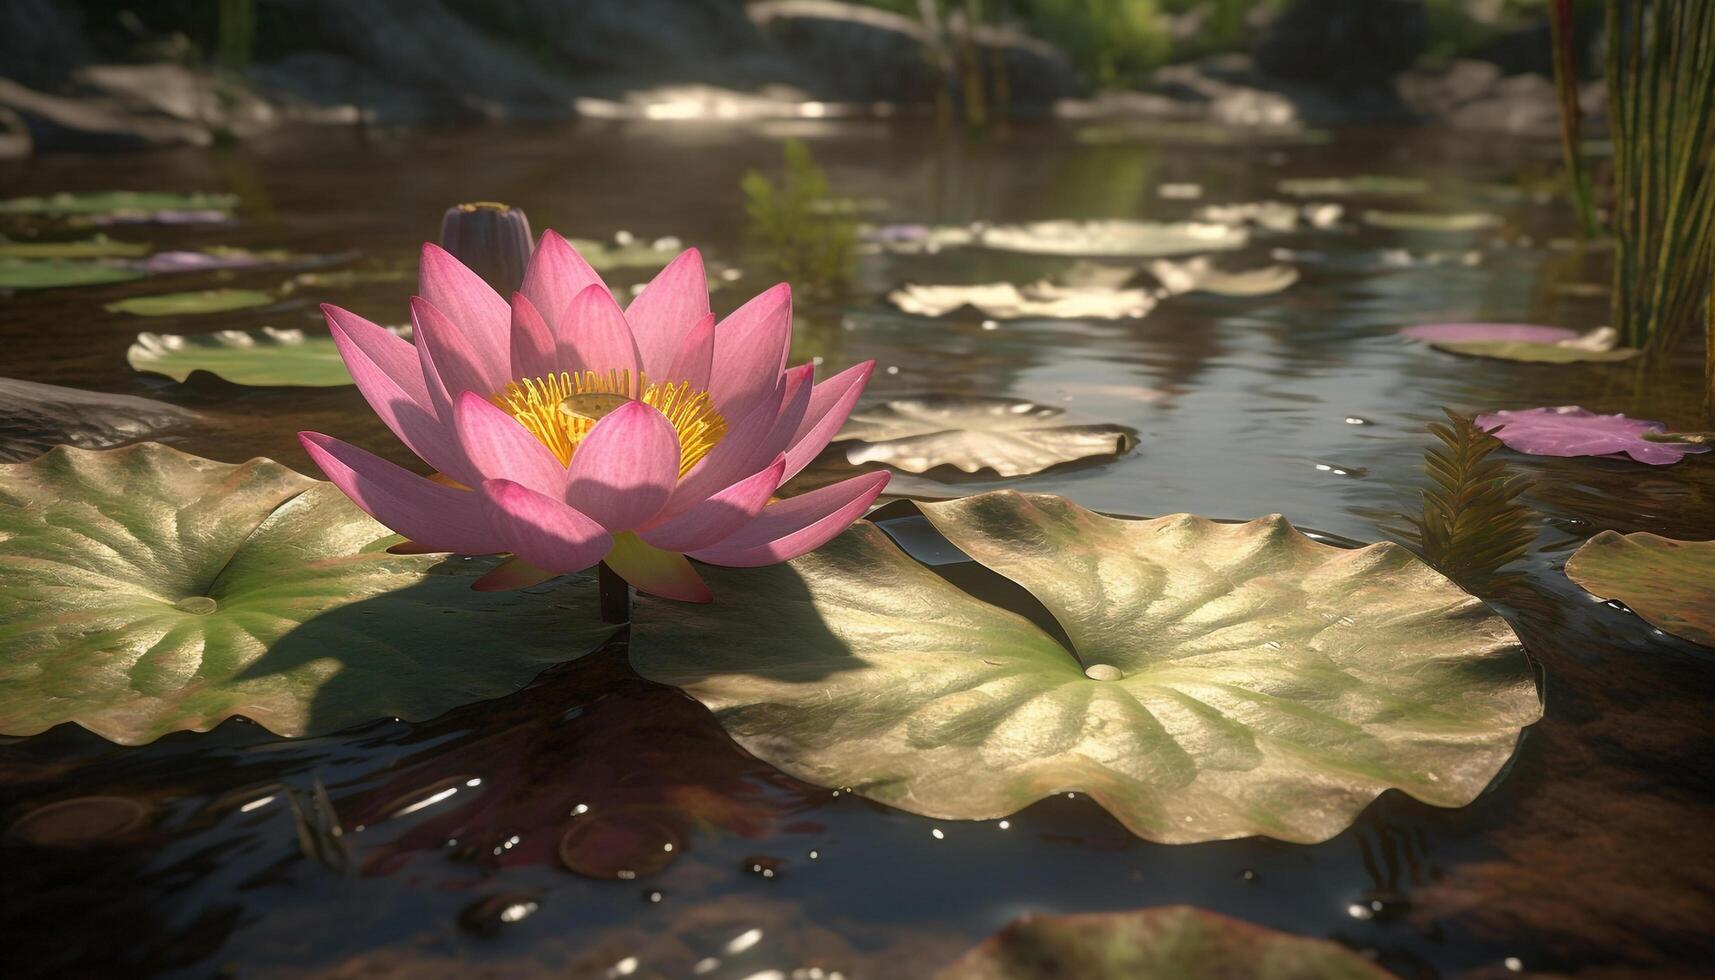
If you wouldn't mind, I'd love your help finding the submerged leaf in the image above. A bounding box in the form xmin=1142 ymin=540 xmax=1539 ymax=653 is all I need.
xmin=127 ymin=325 xmax=406 ymax=386
xmin=0 ymin=444 xmax=611 ymax=744
xmin=1565 ymin=532 xmax=1715 ymax=647
xmin=1391 ymin=410 xmax=1536 ymax=591
xmin=0 ymin=258 xmax=145 ymax=290
xmin=104 ymin=288 xmax=276 ymax=316
xmin=939 ymin=906 xmax=1395 ymax=980
xmin=630 ymin=494 xmax=1541 ymax=843
xmin=1475 ymin=406 xmax=1711 ymax=464
xmin=838 ymin=395 xmax=1136 ymax=477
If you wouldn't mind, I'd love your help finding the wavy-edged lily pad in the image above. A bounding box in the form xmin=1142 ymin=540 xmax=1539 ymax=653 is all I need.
xmin=0 ymin=190 xmax=237 ymax=216
xmin=977 ymin=220 xmax=1248 ymax=257
xmin=938 ymin=906 xmax=1395 ymax=980
xmin=1404 ymin=324 xmax=1639 ymax=363
xmin=128 ymin=325 xmax=407 ymax=386
xmin=1147 ymin=256 xmax=1300 ymax=297
xmin=0 ymin=258 xmax=146 ymax=290
xmin=0 ymin=444 xmax=610 ymax=744
xmin=0 ymin=235 xmax=150 ymax=259
xmin=839 ymin=395 xmax=1136 ymax=477
xmin=1279 ymin=175 xmax=1430 ymax=197
xmin=1361 ymin=210 xmax=1501 ymax=233
xmin=104 ymin=288 xmax=275 ymax=316
xmin=629 ymin=492 xmax=1541 ymax=843
xmin=888 ymin=282 xmax=1157 ymax=320
xmin=1400 ymin=322 xmax=1580 ymax=345
xmin=1565 ymin=532 xmax=1715 ymax=647
xmin=1474 ymin=406 xmax=1710 ymax=464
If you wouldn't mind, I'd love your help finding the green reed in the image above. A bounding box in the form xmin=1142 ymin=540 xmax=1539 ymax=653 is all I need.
xmin=741 ymin=140 xmax=859 ymax=299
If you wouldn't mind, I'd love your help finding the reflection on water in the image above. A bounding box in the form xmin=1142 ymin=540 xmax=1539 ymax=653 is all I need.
xmin=2 ymin=119 xmax=1714 ymax=978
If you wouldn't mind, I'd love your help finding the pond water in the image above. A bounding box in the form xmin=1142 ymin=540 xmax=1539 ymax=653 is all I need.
xmin=3 ymin=119 xmax=1713 ymax=979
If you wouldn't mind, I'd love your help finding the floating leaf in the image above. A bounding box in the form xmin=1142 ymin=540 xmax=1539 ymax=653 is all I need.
xmin=1565 ymin=532 xmax=1715 ymax=647
xmin=0 ymin=444 xmax=610 ymax=744
xmin=1362 ymin=210 xmax=1501 ymax=233
xmin=1399 ymin=322 xmax=1580 ymax=344
xmin=938 ymin=906 xmax=1395 ymax=980
xmin=630 ymin=493 xmax=1541 ymax=843
xmin=0 ymin=190 xmax=237 ymax=216
xmin=1404 ymin=323 xmax=1640 ymax=362
xmin=1196 ymin=200 xmax=1344 ymax=232
xmin=1429 ymin=339 xmax=1639 ymax=363
xmin=0 ymin=235 xmax=150 ymax=259
xmin=0 ymin=378 xmax=199 ymax=462
xmin=839 ymin=395 xmax=1136 ymax=477
xmin=0 ymin=258 xmax=146 ymax=290
xmin=1474 ymin=406 xmax=1711 ymax=465
xmin=127 ymin=325 xmax=407 ymax=386
xmin=888 ymin=282 xmax=1157 ymax=320
xmin=977 ymin=220 xmax=1248 ymax=257
xmin=131 ymin=247 xmax=319 ymax=275
xmin=1147 ymin=256 xmax=1300 ymax=296
xmin=104 ymin=288 xmax=276 ymax=316
xmin=1279 ymin=175 xmax=1431 ymax=197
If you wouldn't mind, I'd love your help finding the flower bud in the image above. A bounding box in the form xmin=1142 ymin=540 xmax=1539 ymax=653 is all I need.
xmin=439 ymin=202 xmax=533 ymax=294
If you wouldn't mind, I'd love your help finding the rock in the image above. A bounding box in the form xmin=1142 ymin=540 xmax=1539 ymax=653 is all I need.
xmin=1063 ymin=53 xmax=1411 ymax=129
xmin=0 ymin=76 xmax=213 ymax=152
xmin=0 ymin=378 xmax=200 ymax=462
xmin=0 ymin=0 xmax=93 ymax=88
xmin=1394 ymin=59 xmax=1502 ymax=117
xmin=458 ymin=0 xmax=779 ymax=83
xmin=249 ymin=52 xmax=445 ymax=126
xmin=1254 ymin=0 xmax=1428 ymax=89
xmin=0 ymin=105 xmax=30 ymax=159
xmin=72 ymin=64 xmax=277 ymax=138
xmin=1397 ymin=60 xmax=1580 ymax=137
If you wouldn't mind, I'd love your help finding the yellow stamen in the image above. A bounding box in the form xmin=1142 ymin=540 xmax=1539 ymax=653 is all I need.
xmin=491 ymin=369 xmax=727 ymax=476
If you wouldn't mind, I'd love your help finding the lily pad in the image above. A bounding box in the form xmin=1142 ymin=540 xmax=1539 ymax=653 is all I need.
xmin=1565 ymin=532 xmax=1715 ymax=647
xmin=0 ymin=258 xmax=146 ymax=290
xmin=1196 ymin=200 xmax=1344 ymax=232
xmin=1429 ymin=339 xmax=1639 ymax=363
xmin=104 ymin=288 xmax=276 ymax=316
xmin=977 ymin=220 xmax=1249 ymax=257
xmin=1279 ymin=175 xmax=1430 ymax=197
xmin=0 ymin=378 xmax=199 ymax=462
xmin=0 ymin=190 xmax=237 ymax=216
xmin=127 ymin=325 xmax=409 ymax=387
xmin=1404 ymin=324 xmax=1639 ymax=363
xmin=839 ymin=395 xmax=1137 ymax=477
xmin=888 ymin=282 xmax=1157 ymax=320
xmin=1474 ymin=406 xmax=1710 ymax=465
xmin=1399 ymin=322 xmax=1580 ymax=345
xmin=0 ymin=235 xmax=150 ymax=259
xmin=1147 ymin=256 xmax=1300 ymax=297
xmin=938 ymin=906 xmax=1395 ymax=980
xmin=0 ymin=443 xmax=610 ymax=744
xmin=629 ymin=493 xmax=1541 ymax=843
xmin=1361 ymin=210 xmax=1501 ymax=233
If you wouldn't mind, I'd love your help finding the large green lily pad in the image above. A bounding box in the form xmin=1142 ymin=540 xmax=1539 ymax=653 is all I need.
xmin=630 ymin=492 xmax=1541 ymax=843
xmin=938 ymin=906 xmax=1395 ymax=979
xmin=0 ymin=443 xmax=611 ymax=744
xmin=1565 ymin=531 xmax=1715 ymax=647
xmin=0 ymin=258 xmax=145 ymax=290
xmin=0 ymin=190 xmax=237 ymax=216
xmin=128 ymin=325 xmax=406 ymax=386
xmin=104 ymin=288 xmax=275 ymax=316
xmin=839 ymin=395 xmax=1137 ymax=477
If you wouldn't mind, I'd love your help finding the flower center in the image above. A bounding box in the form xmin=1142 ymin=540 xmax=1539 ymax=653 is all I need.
xmin=491 ymin=369 xmax=727 ymax=476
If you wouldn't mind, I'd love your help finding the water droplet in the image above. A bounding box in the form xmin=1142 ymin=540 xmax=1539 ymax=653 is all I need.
xmin=559 ymin=807 xmax=682 ymax=880
xmin=458 ymin=891 xmax=542 ymax=938
xmin=744 ymin=855 xmax=787 ymax=879
xmin=694 ymin=958 xmax=721 ymax=975
xmin=981 ymin=320 xmax=999 ymax=331
xmin=931 ymin=828 xmax=945 ymax=839
xmin=174 ymin=596 xmax=217 ymax=615
xmin=1084 ymin=663 xmax=1123 ymax=681
xmin=885 ymin=365 xmax=900 ymax=375
xmin=997 ymin=820 xmax=1011 ymax=830
xmin=1346 ymin=903 xmax=1374 ymax=920
xmin=1343 ymin=416 xmax=1370 ymax=425
xmin=1504 ymin=957 xmax=1523 ymax=972
xmin=726 ymin=928 xmax=764 ymax=954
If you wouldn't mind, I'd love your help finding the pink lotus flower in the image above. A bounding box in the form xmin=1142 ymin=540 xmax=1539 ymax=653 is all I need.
xmin=298 ymin=233 xmax=887 ymax=602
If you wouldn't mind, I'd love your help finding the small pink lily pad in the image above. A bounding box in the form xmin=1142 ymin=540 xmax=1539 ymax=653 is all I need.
xmin=1399 ymin=323 xmax=1580 ymax=344
xmin=1475 ymin=406 xmax=1711 ymax=465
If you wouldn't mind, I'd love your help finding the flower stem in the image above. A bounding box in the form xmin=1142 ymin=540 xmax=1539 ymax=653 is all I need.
xmin=598 ymin=561 xmax=631 ymax=623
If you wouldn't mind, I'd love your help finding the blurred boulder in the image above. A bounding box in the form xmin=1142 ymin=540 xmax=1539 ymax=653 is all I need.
xmin=0 ymin=0 xmax=93 ymax=88
xmin=1254 ymin=0 xmax=1428 ymax=89
xmin=0 ymin=76 xmax=213 ymax=151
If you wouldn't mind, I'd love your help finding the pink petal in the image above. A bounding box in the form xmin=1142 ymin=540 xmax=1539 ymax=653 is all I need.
xmin=479 ymin=478 xmax=612 ymax=574
xmin=508 ymin=292 xmax=556 ymax=382
xmin=708 ymin=282 xmax=791 ymax=418
xmin=521 ymin=231 xmax=606 ymax=341
xmin=626 ymin=248 xmax=710 ymax=379
xmin=452 ymin=390 xmax=568 ymax=497
xmin=299 ymin=431 xmax=497 ymax=555
xmin=419 ymin=243 xmax=510 ymax=381
xmin=565 ymin=400 xmax=680 ymax=532
xmin=688 ymin=471 xmax=889 ymax=567
xmin=412 ymin=296 xmax=504 ymax=401
xmin=604 ymin=532 xmax=711 ymax=603
xmin=472 ymin=556 xmax=559 ymax=592
xmin=323 ymin=304 xmax=428 ymax=406
xmin=654 ymin=372 xmax=803 ymax=521
xmin=640 ymin=454 xmax=786 ymax=553
xmin=559 ymin=283 xmax=642 ymax=383
xmin=663 ymin=312 xmax=716 ymax=390
xmin=783 ymin=360 xmax=874 ymax=480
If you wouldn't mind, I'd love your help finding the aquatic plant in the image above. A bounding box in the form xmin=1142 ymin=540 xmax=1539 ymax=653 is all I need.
xmin=1605 ymin=0 xmax=1715 ymax=354
xmin=298 ymin=233 xmax=886 ymax=603
xmin=740 ymin=140 xmax=858 ymax=299
xmin=1394 ymin=410 xmax=1537 ymax=592
xmin=1548 ymin=0 xmax=1598 ymax=236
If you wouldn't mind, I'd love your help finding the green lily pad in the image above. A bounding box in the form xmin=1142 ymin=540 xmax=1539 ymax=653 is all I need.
xmin=104 ymin=288 xmax=276 ymax=316
xmin=1278 ymin=175 xmax=1430 ymax=197
xmin=839 ymin=395 xmax=1137 ymax=477
xmin=938 ymin=906 xmax=1395 ymax=979
xmin=1430 ymin=340 xmax=1639 ymax=363
xmin=0 ymin=235 xmax=150 ymax=259
xmin=1565 ymin=531 xmax=1715 ymax=647
xmin=629 ymin=492 xmax=1541 ymax=843
xmin=127 ymin=325 xmax=403 ymax=386
xmin=0 ymin=190 xmax=237 ymax=216
xmin=0 ymin=443 xmax=611 ymax=744
xmin=0 ymin=258 xmax=146 ymax=290
xmin=1361 ymin=210 xmax=1501 ymax=233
